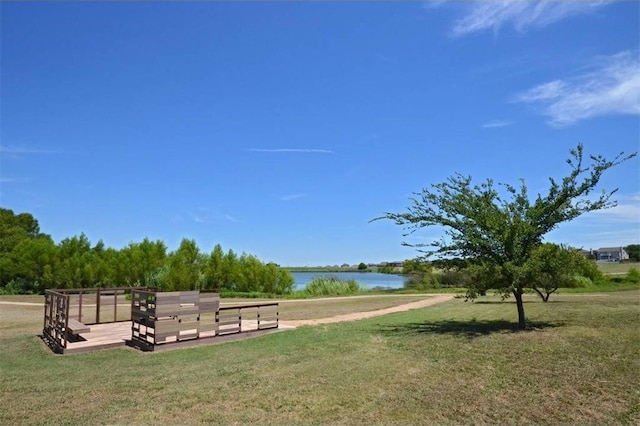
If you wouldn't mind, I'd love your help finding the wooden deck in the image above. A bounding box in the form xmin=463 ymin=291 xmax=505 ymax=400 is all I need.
xmin=43 ymin=289 xmax=287 ymax=354
xmin=64 ymin=321 xmax=132 ymax=354
xmin=59 ymin=320 xmax=295 ymax=354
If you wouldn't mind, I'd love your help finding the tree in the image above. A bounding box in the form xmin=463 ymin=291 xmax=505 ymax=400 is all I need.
xmin=375 ymin=144 xmax=635 ymax=329
xmin=625 ymin=244 xmax=640 ymax=262
xmin=358 ymin=262 xmax=368 ymax=271
xmin=522 ymin=243 xmax=599 ymax=302
xmin=164 ymin=239 xmax=204 ymax=291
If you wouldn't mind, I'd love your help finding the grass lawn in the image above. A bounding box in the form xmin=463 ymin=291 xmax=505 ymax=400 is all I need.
xmin=597 ymin=262 xmax=640 ymax=275
xmin=1 ymin=291 xmax=639 ymax=425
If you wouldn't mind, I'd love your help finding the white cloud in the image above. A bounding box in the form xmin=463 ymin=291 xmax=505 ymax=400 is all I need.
xmin=450 ymin=1 xmax=610 ymax=37
xmin=481 ymin=120 xmax=513 ymax=129
xmin=281 ymin=193 xmax=306 ymax=201
xmin=245 ymin=148 xmax=334 ymax=154
xmin=537 ymin=192 xmax=640 ymax=249
xmin=515 ymin=51 xmax=640 ymax=126
xmin=587 ymin=193 xmax=640 ymax=224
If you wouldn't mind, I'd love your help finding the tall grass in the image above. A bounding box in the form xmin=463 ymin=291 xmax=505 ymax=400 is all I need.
xmin=304 ymin=276 xmax=363 ymax=296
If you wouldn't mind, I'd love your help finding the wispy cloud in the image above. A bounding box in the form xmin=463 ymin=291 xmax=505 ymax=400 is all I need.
xmin=546 ymin=193 xmax=640 ymax=249
xmin=281 ymin=193 xmax=306 ymax=201
xmin=0 ymin=177 xmax=32 ymax=183
xmin=515 ymin=51 xmax=640 ymax=126
xmin=481 ymin=120 xmax=512 ymax=129
xmin=191 ymin=208 xmax=240 ymax=224
xmin=245 ymin=148 xmax=334 ymax=154
xmin=450 ymin=1 xmax=610 ymax=37
xmin=223 ymin=214 xmax=240 ymax=223
xmin=0 ymin=145 xmax=56 ymax=155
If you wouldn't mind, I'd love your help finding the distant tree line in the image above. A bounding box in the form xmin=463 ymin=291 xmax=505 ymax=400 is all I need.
xmin=0 ymin=208 xmax=294 ymax=295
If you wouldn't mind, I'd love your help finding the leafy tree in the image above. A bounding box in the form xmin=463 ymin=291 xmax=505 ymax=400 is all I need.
xmin=221 ymin=249 xmax=240 ymax=291
xmin=203 ymin=244 xmax=225 ymax=291
xmin=376 ymin=144 xmax=636 ymax=329
xmin=120 ymin=238 xmax=168 ymax=285
xmin=625 ymin=244 xmax=640 ymax=262
xmin=0 ymin=235 xmax=57 ymax=293
xmin=522 ymin=243 xmax=598 ymax=302
xmin=54 ymin=234 xmax=94 ymax=288
xmin=164 ymin=239 xmax=204 ymax=291
xmin=0 ymin=208 xmax=42 ymax=256
xmin=357 ymin=262 xmax=368 ymax=271
xmin=402 ymin=258 xmax=432 ymax=274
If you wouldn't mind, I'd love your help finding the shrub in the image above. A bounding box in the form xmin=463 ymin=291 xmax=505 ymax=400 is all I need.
xmin=437 ymin=270 xmax=472 ymax=288
xmin=572 ymin=275 xmax=593 ymax=288
xmin=626 ymin=267 xmax=640 ymax=283
xmin=304 ymin=276 xmax=363 ymax=296
xmin=404 ymin=272 xmax=439 ymax=290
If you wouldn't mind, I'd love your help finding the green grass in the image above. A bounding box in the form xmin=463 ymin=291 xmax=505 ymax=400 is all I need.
xmin=1 ymin=292 xmax=639 ymax=425
xmin=597 ymin=261 xmax=640 ymax=275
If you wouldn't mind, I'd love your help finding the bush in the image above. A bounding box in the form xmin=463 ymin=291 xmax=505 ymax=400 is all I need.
xmin=404 ymin=272 xmax=439 ymax=290
xmin=437 ymin=270 xmax=472 ymax=288
xmin=626 ymin=267 xmax=640 ymax=283
xmin=572 ymin=275 xmax=593 ymax=288
xmin=304 ymin=276 xmax=363 ymax=296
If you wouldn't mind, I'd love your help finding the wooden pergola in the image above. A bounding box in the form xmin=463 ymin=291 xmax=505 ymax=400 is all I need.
xmin=42 ymin=287 xmax=280 ymax=354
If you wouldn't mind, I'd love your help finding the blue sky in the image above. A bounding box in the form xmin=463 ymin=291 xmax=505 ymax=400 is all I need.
xmin=1 ymin=1 xmax=639 ymax=266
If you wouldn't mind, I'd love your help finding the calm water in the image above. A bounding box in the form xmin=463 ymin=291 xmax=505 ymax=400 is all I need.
xmin=292 ymin=271 xmax=406 ymax=290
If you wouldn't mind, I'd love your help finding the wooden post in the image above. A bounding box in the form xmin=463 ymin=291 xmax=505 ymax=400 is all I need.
xmin=78 ymin=291 xmax=83 ymax=322
xmin=113 ymin=289 xmax=117 ymax=322
xmin=96 ymin=288 xmax=101 ymax=324
xmin=63 ymin=294 xmax=70 ymax=349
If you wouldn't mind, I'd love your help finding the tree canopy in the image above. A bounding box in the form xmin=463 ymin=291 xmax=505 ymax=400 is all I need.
xmin=625 ymin=244 xmax=640 ymax=262
xmin=0 ymin=208 xmax=294 ymax=295
xmin=376 ymin=144 xmax=636 ymax=329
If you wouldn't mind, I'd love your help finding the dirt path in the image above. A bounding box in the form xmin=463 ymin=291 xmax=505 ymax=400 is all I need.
xmin=280 ymin=294 xmax=455 ymax=327
xmin=0 ymin=294 xmax=457 ymax=328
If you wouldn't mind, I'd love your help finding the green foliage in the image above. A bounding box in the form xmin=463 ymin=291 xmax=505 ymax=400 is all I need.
xmin=404 ymin=271 xmax=440 ymax=290
xmin=378 ymin=264 xmax=395 ymax=274
xmin=402 ymin=258 xmax=433 ymax=274
xmin=304 ymin=276 xmax=363 ymax=296
xmin=0 ymin=209 xmax=294 ymax=295
xmin=436 ymin=269 xmax=472 ymax=288
xmin=358 ymin=262 xmax=368 ymax=270
xmin=626 ymin=267 xmax=640 ymax=283
xmin=522 ymin=243 xmax=598 ymax=302
xmin=625 ymin=244 xmax=640 ymax=262
xmin=376 ymin=143 xmax=636 ymax=328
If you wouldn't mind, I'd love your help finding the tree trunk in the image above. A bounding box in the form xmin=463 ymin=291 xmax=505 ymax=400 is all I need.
xmin=513 ymin=288 xmax=526 ymax=330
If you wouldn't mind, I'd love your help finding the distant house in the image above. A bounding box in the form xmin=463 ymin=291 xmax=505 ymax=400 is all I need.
xmin=595 ymin=247 xmax=629 ymax=262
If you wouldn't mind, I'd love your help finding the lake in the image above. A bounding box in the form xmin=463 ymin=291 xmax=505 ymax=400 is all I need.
xmin=292 ymin=271 xmax=407 ymax=290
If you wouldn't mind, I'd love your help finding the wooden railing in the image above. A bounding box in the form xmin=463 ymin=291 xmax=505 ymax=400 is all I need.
xmin=42 ymin=287 xmax=159 ymax=353
xmin=43 ymin=287 xmax=278 ymax=353
xmin=130 ymin=290 xmax=221 ymax=350
xmin=216 ymin=303 xmax=279 ymax=336
xmin=43 ymin=290 xmax=70 ymax=353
